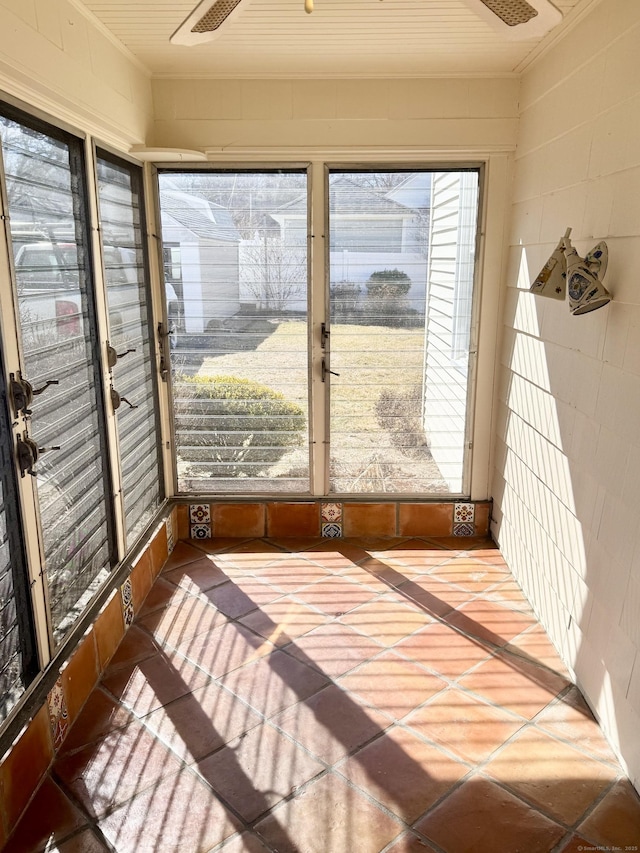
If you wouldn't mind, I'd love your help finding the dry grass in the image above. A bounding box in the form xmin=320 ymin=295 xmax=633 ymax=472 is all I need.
xmin=184 ymin=319 xmax=448 ymax=492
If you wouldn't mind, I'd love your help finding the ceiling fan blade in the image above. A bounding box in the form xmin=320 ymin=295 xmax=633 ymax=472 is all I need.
xmin=479 ymin=0 xmax=538 ymax=27
xmin=170 ymin=0 xmax=247 ymax=45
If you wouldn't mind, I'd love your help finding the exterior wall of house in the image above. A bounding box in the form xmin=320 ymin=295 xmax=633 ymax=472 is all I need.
xmin=423 ymin=171 xmax=479 ymax=492
xmin=492 ymin=0 xmax=640 ymax=790
xmin=161 ymin=215 xmax=241 ymax=333
xmin=0 ymin=0 xmax=152 ymax=148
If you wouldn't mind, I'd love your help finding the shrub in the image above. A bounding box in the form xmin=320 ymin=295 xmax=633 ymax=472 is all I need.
xmin=365 ymin=269 xmax=412 ymax=300
xmin=174 ymin=374 xmax=305 ymax=478
xmin=331 ymin=280 xmax=361 ymax=320
xmin=374 ymin=385 xmax=430 ymax=457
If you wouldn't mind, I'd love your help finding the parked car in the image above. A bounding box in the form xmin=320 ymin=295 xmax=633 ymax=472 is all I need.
xmin=13 ymin=241 xmax=176 ymax=345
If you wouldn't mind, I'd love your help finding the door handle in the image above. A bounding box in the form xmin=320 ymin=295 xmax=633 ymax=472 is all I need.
xmin=10 ymin=372 xmax=59 ymax=418
xmin=321 ymin=359 xmax=340 ymax=382
xmin=106 ymin=343 xmax=136 ymax=369
xmin=16 ymin=432 xmax=60 ymax=477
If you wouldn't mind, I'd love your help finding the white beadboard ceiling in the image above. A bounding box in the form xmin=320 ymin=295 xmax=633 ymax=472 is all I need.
xmin=78 ymin=0 xmax=584 ymax=77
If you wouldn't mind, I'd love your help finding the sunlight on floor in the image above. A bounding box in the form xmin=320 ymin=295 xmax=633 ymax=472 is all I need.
xmin=5 ymin=535 xmax=640 ymax=853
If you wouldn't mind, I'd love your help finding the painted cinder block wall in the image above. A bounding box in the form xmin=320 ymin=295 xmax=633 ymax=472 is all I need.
xmin=491 ymin=0 xmax=640 ymax=790
xmin=0 ymin=0 xmax=152 ymax=148
xmin=150 ymin=76 xmax=520 ymax=152
xmin=2 ymin=0 xmax=640 ymax=804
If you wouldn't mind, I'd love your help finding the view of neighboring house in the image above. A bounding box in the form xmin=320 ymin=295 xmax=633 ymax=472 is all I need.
xmin=267 ymin=175 xmax=430 ymax=314
xmin=160 ymin=187 xmax=241 ymax=334
xmin=422 ymin=171 xmax=480 ymax=489
xmin=159 ymin=175 xmax=432 ymax=321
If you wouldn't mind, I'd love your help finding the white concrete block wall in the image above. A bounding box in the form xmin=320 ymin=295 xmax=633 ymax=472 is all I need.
xmin=492 ymin=0 xmax=640 ymax=790
xmin=0 ymin=0 xmax=152 ymax=147
xmin=150 ymin=77 xmax=520 ymax=150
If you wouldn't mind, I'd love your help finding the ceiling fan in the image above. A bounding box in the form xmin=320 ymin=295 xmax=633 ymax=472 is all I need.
xmin=170 ymin=0 xmax=562 ymax=46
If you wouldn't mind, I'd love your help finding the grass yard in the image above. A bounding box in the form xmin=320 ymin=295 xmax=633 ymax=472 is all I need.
xmin=177 ymin=318 xmax=449 ymax=493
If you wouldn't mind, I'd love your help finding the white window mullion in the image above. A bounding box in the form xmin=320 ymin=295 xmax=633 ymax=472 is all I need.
xmin=86 ymin=138 xmax=127 ymax=562
xmin=310 ymin=161 xmax=328 ymax=496
xmin=144 ymin=162 xmax=176 ymax=501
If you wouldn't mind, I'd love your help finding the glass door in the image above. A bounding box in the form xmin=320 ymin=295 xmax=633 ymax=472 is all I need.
xmin=158 ymin=166 xmax=481 ymax=498
xmin=327 ymin=169 xmax=480 ymax=495
xmin=158 ymin=169 xmax=310 ymax=494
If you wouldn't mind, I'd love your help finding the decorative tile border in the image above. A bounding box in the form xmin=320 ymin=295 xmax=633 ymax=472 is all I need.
xmin=454 ymin=502 xmax=475 ymax=523
xmin=120 ymin=578 xmax=134 ymax=627
xmin=166 ymin=513 xmax=175 ymax=554
xmin=321 ymin=502 xmax=343 ymax=523
xmin=189 ymin=504 xmax=210 ymax=524
xmin=47 ymin=680 xmax=68 ymax=749
xmin=183 ymin=500 xmax=491 ymax=540
xmin=191 ymin=523 xmax=212 ymax=540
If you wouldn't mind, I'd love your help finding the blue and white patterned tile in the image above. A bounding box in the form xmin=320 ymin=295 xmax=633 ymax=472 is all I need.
xmin=189 ymin=504 xmax=211 ymax=524
xmin=191 ymin=523 xmax=212 ymax=540
xmin=120 ymin=577 xmax=134 ymax=626
xmin=453 ymin=522 xmax=475 ymax=537
xmin=454 ymin=503 xmax=475 ymax=524
xmin=322 ymin=522 xmax=342 ymax=538
xmin=321 ymin=503 xmax=343 ymax=523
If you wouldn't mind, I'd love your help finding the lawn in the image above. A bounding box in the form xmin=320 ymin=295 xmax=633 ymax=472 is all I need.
xmin=175 ymin=318 xmax=449 ymax=493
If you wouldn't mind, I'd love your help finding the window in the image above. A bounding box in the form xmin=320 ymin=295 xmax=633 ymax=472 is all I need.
xmin=96 ymin=153 xmax=163 ymax=546
xmin=0 ymin=109 xmax=113 ymax=644
xmin=158 ymin=170 xmax=310 ymax=494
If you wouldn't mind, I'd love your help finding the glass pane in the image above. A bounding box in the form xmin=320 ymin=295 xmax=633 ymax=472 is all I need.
xmin=0 ymin=115 xmax=111 ymax=643
xmin=159 ymin=171 xmax=309 ymax=493
xmin=97 ymin=155 xmax=161 ymax=545
xmin=328 ymin=170 xmax=479 ymax=494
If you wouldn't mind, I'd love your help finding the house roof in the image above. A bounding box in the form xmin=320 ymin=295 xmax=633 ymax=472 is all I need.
xmin=160 ymin=189 xmax=240 ymax=242
xmin=386 ymin=173 xmax=432 ymax=211
xmin=273 ymin=176 xmax=417 ymax=218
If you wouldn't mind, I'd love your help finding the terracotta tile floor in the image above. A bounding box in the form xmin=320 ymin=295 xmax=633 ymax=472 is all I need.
xmin=6 ymin=536 xmax=640 ymax=853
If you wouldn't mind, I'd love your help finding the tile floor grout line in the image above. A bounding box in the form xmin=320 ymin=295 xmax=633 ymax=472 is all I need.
xmin=392 ymin=673 xmax=624 ymax=837
xmin=122 ymin=553 xmax=583 ymax=785
xmin=18 ymin=536 xmax=637 ymax=853
xmin=130 ymin=555 xmax=498 ymax=843
xmin=558 ymin=773 xmax=627 ymax=846
xmin=350 ymin=548 xmax=553 ymax=656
